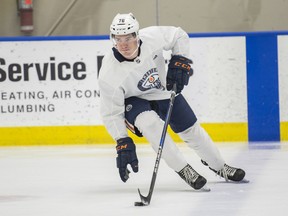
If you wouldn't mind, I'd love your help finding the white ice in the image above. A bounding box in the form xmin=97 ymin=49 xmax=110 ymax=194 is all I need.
xmin=0 ymin=142 xmax=287 ymax=216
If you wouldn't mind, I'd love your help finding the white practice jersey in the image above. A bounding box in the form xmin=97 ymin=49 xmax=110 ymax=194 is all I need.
xmin=98 ymin=26 xmax=190 ymax=140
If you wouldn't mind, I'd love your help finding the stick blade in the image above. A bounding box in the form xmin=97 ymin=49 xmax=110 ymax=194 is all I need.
xmin=134 ymin=201 xmax=147 ymax=207
xmin=137 ymin=188 xmax=150 ymax=206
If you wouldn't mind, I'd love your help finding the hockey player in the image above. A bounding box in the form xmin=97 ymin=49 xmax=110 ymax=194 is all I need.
xmin=98 ymin=13 xmax=246 ymax=190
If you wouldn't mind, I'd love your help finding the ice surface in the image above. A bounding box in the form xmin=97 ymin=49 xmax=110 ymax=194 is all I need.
xmin=0 ymin=142 xmax=287 ymax=216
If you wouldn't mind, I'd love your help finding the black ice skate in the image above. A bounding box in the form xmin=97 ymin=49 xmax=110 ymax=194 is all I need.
xmin=177 ymin=164 xmax=208 ymax=190
xmin=201 ymin=160 xmax=247 ymax=182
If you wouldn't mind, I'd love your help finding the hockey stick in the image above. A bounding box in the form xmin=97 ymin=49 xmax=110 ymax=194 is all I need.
xmin=135 ymin=84 xmax=177 ymax=207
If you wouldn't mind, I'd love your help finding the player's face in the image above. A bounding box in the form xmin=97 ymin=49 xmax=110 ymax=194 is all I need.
xmin=114 ymin=34 xmax=138 ymax=59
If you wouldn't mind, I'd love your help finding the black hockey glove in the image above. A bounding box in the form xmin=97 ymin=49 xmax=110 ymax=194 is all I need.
xmin=166 ymin=55 xmax=193 ymax=94
xmin=116 ymin=137 xmax=139 ymax=182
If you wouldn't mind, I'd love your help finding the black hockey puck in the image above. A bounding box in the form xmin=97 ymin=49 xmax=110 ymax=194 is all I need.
xmin=134 ymin=202 xmax=145 ymax=206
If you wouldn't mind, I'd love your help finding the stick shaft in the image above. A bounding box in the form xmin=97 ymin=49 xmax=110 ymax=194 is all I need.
xmin=138 ymin=84 xmax=177 ymax=205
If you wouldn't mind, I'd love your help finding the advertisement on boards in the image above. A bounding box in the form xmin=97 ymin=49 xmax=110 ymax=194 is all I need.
xmin=0 ymin=40 xmax=111 ymax=126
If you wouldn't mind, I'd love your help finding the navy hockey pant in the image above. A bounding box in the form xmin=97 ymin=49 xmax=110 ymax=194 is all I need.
xmin=124 ymin=94 xmax=197 ymax=135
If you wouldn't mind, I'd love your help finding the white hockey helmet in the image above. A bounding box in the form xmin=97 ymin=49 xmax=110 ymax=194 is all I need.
xmin=110 ymin=13 xmax=139 ymax=36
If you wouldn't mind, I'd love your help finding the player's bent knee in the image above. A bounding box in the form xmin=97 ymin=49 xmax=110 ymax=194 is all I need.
xmin=177 ymin=121 xmax=206 ymax=148
xmin=135 ymin=110 xmax=162 ymax=132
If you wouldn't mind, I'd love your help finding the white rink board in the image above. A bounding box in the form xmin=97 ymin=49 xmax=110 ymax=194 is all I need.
xmin=278 ymin=35 xmax=288 ymax=122
xmin=0 ymin=37 xmax=248 ymax=127
xmin=0 ymin=40 xmax=111 ymax=127
xmin=183 ymin=37 xmax=247 ymax=123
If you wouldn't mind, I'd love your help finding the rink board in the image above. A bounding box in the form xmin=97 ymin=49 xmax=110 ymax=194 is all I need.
xmin=0 ymin=31 xmax=287 ymax=145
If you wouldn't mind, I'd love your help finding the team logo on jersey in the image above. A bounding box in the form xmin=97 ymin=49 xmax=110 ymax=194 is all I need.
xmin=137 ymin=68 xmax=164 ymax=91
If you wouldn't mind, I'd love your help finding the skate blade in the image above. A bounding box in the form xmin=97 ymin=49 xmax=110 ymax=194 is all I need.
xmin=227 ymin=178 xmax=250 ymax=184
xmin=199 ymin=185 xmax=211 ymax=192
xmin=239 ymin=178 xmax=250 ymax=183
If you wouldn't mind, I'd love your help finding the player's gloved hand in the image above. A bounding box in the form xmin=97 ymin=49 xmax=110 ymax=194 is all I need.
xmin=116 ymin=137 xmax=139 ymax=182
xmin=166 ymin=55 xmax=193 ymax=94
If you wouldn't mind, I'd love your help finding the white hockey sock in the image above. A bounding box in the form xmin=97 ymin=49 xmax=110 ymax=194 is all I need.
xmin=135 ymin=110 xmax=187 ymax=172
xmin=178 ymin=121 xmax=225 ymax=171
